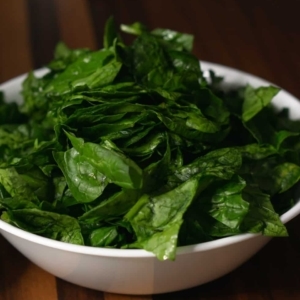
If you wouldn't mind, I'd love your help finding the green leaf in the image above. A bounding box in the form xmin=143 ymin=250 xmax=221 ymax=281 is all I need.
xmin=243 ymin=111 xmax=299 ymax=149
xmin=120 ymin=22 xmax=147 ymax=35
xmin=151 ymin=28 xmax=194 ymax=52
xmin=195 ymin=88 xmax=230 ymax=125
xmin=88 ymin=226 xmax=119 ymax=247
xmin=125 ymin=175 xmax=209 ymax=260
xmin=21 ymin=72 xmax=48 ymax=119
xmin=5 ymin=208 xmax=84 ymax=244
xmin=0 ymin=102 xmax=26 ymax=125
xmin=202 ymin=176 xmax=249 ymax=229
xmin=72 ymin=59 xmax=122 ymax=90
xmin=48 ymin=42 xmax=90 ymax=71
xmin=53 ymin=148 xmax=109 ymax=203
xmin=238 ymin=143 xmax=277 ymax=160
xmin=124 ymin=132 xmax=166 ymax=157
xmin=79 ymin=189 xmax=140 ymax=222
xmin=169 ymin=148 xmax=242 ymax=186
xmin=241 ymin=185 xmax=288 ymax=236
xmin=65 ymin=132 xmax=143 ymax=189
xmin=0 ymin=197 xmax=38 ymax=210
xmin=132 ymin=33 xmax=171 ymax=82
xmin=272 ymin=163 xmax=300 ymax=194
xmin=0 ymin=167 xmax=49 ymax=202
xmin=45 ymin=49 xmax=114 ymax=95
xmin=104 ymin=16 xmax=119 ymax=49
xmin=242 ymin=85 xmax=280 ymax=122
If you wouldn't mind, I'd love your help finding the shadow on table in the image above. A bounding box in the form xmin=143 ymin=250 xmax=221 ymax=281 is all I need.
xmin=56 ymin=278 xmax=106 ymax=300
xmin=0 ymin=235 xmax=31 ymax=292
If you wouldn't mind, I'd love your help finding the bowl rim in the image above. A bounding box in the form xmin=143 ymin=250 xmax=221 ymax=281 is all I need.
xmin=1 ymin=61 xmax=300 ymax=258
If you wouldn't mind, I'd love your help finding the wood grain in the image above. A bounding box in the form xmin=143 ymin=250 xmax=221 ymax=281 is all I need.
xmin=27 ymin=0 xmax=60 ymax=68
xmin=104 ymin=294 xmax=152 ymax=300
xmin=56 ymin=278 xmax=105 ymax=300
xmin=0 ymin=235 xmax=57 ymax=300
xmin=0 ymin=0 xmax=32 ymax=82
xmin=55 ymin=0 xmax=97 ymax=50
xmin=1 ymin=0 xmax=300 ymax=299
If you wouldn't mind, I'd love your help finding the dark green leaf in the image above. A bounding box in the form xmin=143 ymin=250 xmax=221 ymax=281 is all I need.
xmin=126 ymin=175 xmax=211 ymax=260
xmin=201 ymin=176 xmax=249 ymax=229
xmin=241 ymin=185 xmax=288 ymax=236
xmin=88 ymin=226 xmax=119 ymax=247
xmin=120 ymin=22 xmax=147 ymax=35
xmin=53 ymin=148 xmax=109 ymax=203
xmin=66 ymin=132 xmax=143 ymax=189
xmin=242 ymin=85 xmax=280 ymax=122
xmin=4 ymin=208 xmax=84 ymax=244
xmin=272 ymin=163 xmax=300 ymax=194
xmin=104 ymin=16 xmax=119 ymax=49
xmin=151 ymin=28 xmax=194 ymax=52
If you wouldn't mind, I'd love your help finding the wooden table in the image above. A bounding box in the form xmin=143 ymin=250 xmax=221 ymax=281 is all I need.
xmin=1 ymin=0 xmax=300 ymax=299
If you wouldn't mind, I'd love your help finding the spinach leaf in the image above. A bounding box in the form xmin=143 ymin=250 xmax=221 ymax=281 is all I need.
xmin=242 ymin=85 xmax=280 ymax=122
xmin=272 ymin=163 xmax=300 ymax=194
xmin=201 ymin=176 xmax=249 ymax=229
xmin=79 ymin=189 xmax=140 ymax=222
xmin=120 ymin=22 xmax=147 ymax=36
xmin=126 ymin=175 xmax=212 ymax=260
xmin=0 ymin=167 xmax=49 ymax=202
xmin=4 ymin=208 xmax=84 ymax=244
xmin=131 ymin=33 xmax=171 ymax=85
xmin=65 ymin=132 xmax=143 ymax=189
xmin=45 ymin=49 xmax=115 ymax=95
xmin=88 ymin=226 xmax=119 ymax=247
xmin=48 ymin=42 xmax=91 ymax=72
xmin=151 ymin=28 xmax=194 ymax=52
xmin=104 ymin=16 xmax=120 ymax=49
xmin=21 ymin=72 xmax=48 ymax=119
xmin=241 ymin=185 xmax=288 ymax=236
xmin=169 ymin=148 xmax=242 ymax=186
xmin=0 ymin=102 xmax=26 ymax=125
xmin=53 ymin=148 xmax=109 ymax=203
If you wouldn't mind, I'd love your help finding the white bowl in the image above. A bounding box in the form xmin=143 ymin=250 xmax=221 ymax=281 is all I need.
xmin=1 ymin=62 xmax=300 ymax=295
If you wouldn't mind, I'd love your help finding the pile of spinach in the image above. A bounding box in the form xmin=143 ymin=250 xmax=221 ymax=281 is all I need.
xmin=1 ymin=18 xmax=300 ymax=260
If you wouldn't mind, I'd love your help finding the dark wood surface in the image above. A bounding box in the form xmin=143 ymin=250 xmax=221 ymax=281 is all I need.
xmin=1 ymin=0 xmax=300 ymax=299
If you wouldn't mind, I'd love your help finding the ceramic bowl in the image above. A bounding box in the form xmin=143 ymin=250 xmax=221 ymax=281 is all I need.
xmin=1 ymin=62 xmax=300 ymax=295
